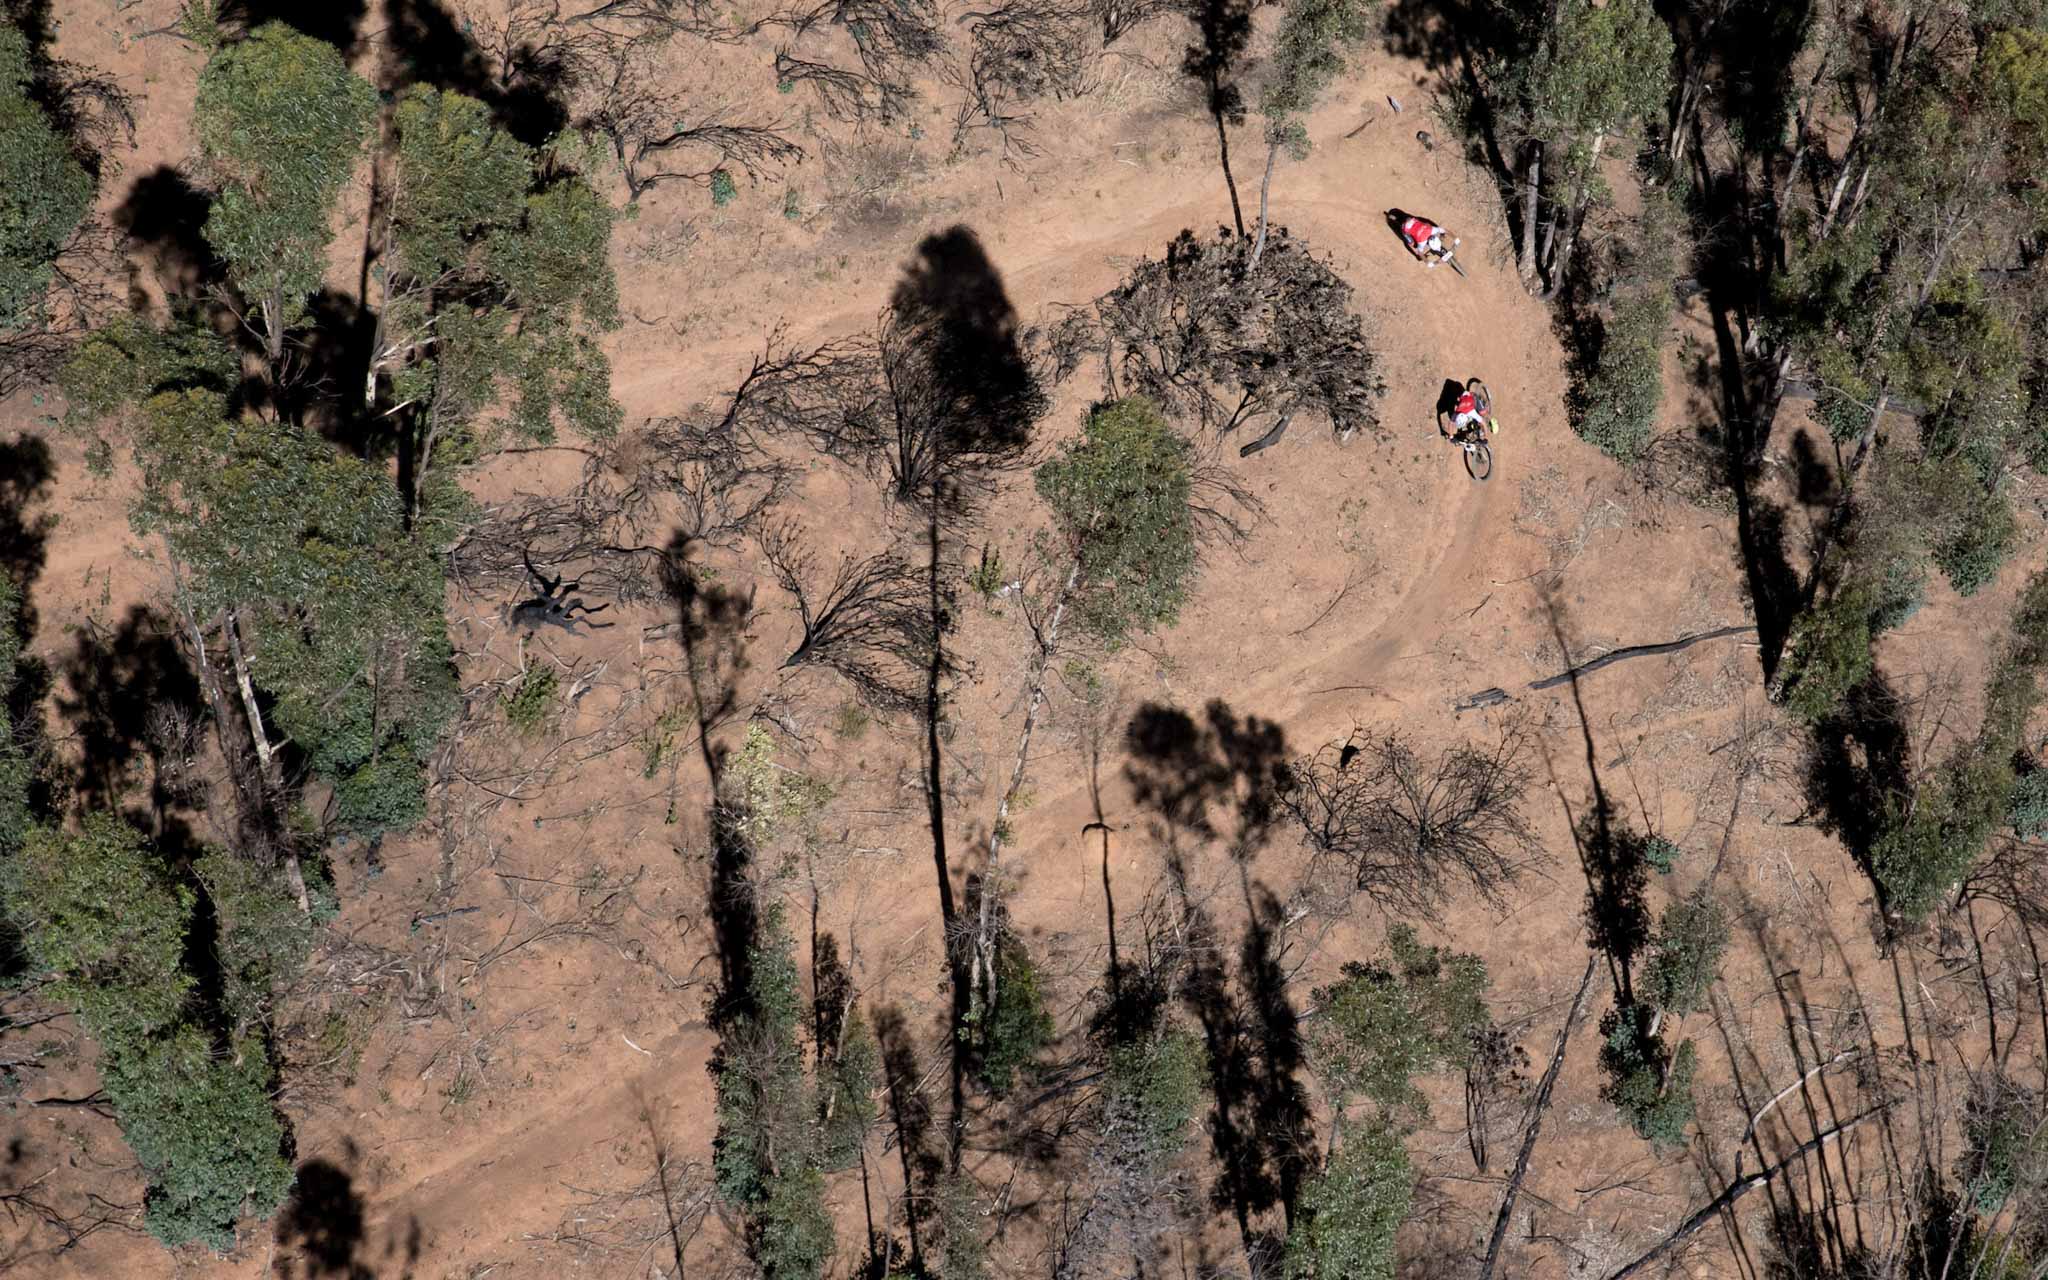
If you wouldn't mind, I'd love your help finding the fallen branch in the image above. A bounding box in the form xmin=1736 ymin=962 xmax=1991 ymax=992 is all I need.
xmin=1289 ymin=566 xmax=1364 ymax=637
xmin=1602 ymin=1105 xmax=1891 ymax=1280
xmin=1480 ymin=955 xmax=1600 ymax=1280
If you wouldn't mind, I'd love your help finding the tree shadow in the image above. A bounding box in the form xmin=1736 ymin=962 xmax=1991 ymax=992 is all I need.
xmin=114 ymin=167 xmax=221 ymax=307
xmin=1799 ymin=671 xmax=1911 ymax=874
xmin=54 ymin=606 xmax=207 ymax=820
xmin=383 ymin=0 xmax=570 ymax=146
xmin=659 ymin=532 xmax=759 ymax=1030
xmin=219 ymin=0 xmax=369 ymax=54
xmin=1122 ymin=699 xmax=1289 ymax=860
xmin=1181 ymin=0 xmax=1253 ymax=235
xmin=1170 ymin=859 xmax=1311 ymax=1259
xmin=273 ymin=1144 xmax=421 ymax=1280
xmin=271 ymin=288 xmax=380 ymax=453
xmin=888 ymin=224 xmax=1043 ymax=502
xmin=873 ymin=1003 xmax=941 ymax=1272
xmin=1788 ymin=427 xmax=1839 ymax=510
xmin=0 ymin=433 xmax=55 ymax=644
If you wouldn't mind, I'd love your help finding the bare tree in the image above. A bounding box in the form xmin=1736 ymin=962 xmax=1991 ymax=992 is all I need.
xmin=577 ymin=35 xmax=804 ymax=200
xmin=759 ymin=520 xmax=938 ymax=712
xmin=1281 ymin=724 xmax=1540 ymax=921
xmin=447 ymin=336 xmax=819 ymax=600
xmin=1079 ymin=228 xmax=1385 ymax=448
xmin=767 ymin=0 xmax=945 ymax=126
xmin=946 ymin=0 xmax=1094 ymax=159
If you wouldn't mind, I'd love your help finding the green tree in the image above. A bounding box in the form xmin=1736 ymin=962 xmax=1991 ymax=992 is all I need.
xmin=820 ymin=1009 xmax=879 ymax=1169
xmin=2 ymin=815 xmax=295 ymax=1250
xmin=1495 ymin=0 xmax=1673 ymax=293
xmin=711 ymin=906 xmax=838 ymax=1277
xmin=1282 ymin=1121 xmax=1413 ymax=1280
xmin=104 ymin=1024 xmax=294 ymax=1250
xmin=1641 ymin=889 xmax=1730 ymax=1017
xmin=195 ymin=22 xmax=376 ymax=361
xmin=1871 ymin=568 xmax=2048 ymax=923
xmin=1307 ymin=925 xmax=1491 ymax=1124
xmin=369 ymin=87 xmax=622 ymax=532
xmin=1249 ymin=0 xmax=1370 ymax=265
xmin=0 ymin=576 xmax=29 ymax=854
xmin=971 ymin=935 xmax=1055 ymax=1094
xmin=194 ymin=848 xmax=315 ymax=1034
xmin=1599 ymin=1003 xmax=1697 ymax=1149
xmin=1033 ymin=396 xmax=1199 ymax=650
xmin=0 ymin=21 xmax=92 ymax=331
xmin=1 ymin=814 xmax=193 ymax=1044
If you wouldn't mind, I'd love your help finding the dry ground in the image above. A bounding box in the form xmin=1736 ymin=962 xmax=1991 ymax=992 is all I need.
xmin=3 ymin=2 xmax=2042 ymax=1278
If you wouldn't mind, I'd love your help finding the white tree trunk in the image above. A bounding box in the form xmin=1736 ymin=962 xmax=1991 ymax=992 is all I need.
xmin=224 ymin=609 xmax=311 ymax=914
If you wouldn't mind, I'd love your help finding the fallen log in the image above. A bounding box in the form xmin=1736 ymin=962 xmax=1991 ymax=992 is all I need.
xmin=1527 ymin=625 xmax=1757 ymax=692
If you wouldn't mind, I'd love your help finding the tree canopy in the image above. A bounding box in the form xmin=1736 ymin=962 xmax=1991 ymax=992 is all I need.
xmin=0 ymin=21 xmax=91 ymax=331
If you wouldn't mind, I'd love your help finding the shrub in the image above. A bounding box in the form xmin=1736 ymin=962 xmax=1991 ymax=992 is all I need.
xmin=103 ymin=1025 xmax=294 ymax=1250
xmin=1870 ymin=553 xmax=1929 ymax=633
xmin=719 ymin=724 xmax=834 ymax=850
xmin=1105 ymin=1026 xmax=1207 ymax=1159
xmin=0 ymin=577 xmax=27 ymax=855
xmin=1035 ymin=397 xmax=1200 ymax=648
xmin=755 ymin=1164 xmax=833 ymax=1280
xmin=502 ymin=665 xmax=559 ymax=736
xmin=0 ymin=814 xmax=192 ymax=1044
xmin=973 ymin=935 xmax=1055 ymax=1094
xmin=1642 ymin=836 xmax=1681 ymax=874
xmin=0 ymin=22 xmax=93 ymax=330
xmin=1282 ymin=1120 xmax=1413 ymax=1280
xmin=711 ymin=168 xmax=738 ymax=206
xmin=1599 ymin=1003 xmax=1696 ymax=1149
xmin=1641 ymin=889 xmax=1730 ymax=1016
xmin=2007 ymin=766 xmax=2048 ymax=838
xmin=1572 ymin=293 xmax=1666 ymax=462
xmin=1934 ymin=486 xmax=2018 ymax=597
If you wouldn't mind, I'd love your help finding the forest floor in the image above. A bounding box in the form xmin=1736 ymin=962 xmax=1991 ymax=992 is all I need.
xmin=4 ymin=2 xmax=2044 ymax=1279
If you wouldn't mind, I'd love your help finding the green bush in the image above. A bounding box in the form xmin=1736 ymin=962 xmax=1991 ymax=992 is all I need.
xmin=972 ymin=936 xmax=1055 ymax=1094
xmin=1934 ymin=486 xmax=2018 ymax=597
xmin=102 ymin=1025 xmax=294 ymax=1250
xmin=1599 ymin=1003 xmax=1696 ymax=1149
xmin=935 ymin=1174 xmax=989 ymax=1280
xmin=194 ymin=849 xmax=314 ymax=1031
xmin=0 ymin=576 xmax=27 ymax=855
xmin=1572 ymin=293 xmax=1667 ymax=462
xmin=1642 ymin=889 xmax=1730 ymax=1016
xmin=1282 ymin=1120 xmax=1413 ymax=1280
xmin=2007 ymin=767 xmax=2048 ymax=838
xmin=333 ymin=748 xmax=430 ymax=838
xmin=0 ymin=22 xmax=93 ymax=330
xmin=1307 ymin=925 xmax=1490 ymax=1121
xmin=1642 ymin=836 xmax=1681 ymax=874
xmin=711 ymin=168 xmax=738 ymax=206
xmin=1034 ymin=396 xmax=1199 ymax=648
xmin=1869 ymin=553 xmax=1929 ymax=633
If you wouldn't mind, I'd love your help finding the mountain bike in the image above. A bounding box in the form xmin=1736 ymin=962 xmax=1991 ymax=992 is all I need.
xmin=1438 ymin=377 xmax=1496 ymax=482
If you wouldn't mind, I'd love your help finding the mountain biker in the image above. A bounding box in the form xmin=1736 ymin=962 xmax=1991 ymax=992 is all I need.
xmin=1446 ymin=387 xmax=1494 ymax=443
xmin=1400 ymin=216 xmax=1459 ymax=268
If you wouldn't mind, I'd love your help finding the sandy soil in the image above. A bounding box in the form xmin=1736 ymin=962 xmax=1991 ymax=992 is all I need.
xmin=4 ymin=3 xmax=2043 ymax=1279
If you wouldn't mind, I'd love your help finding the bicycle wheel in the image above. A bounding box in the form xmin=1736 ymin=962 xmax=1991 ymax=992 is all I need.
xmin=1464 ymin=440 xmax=1493 ymax=482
